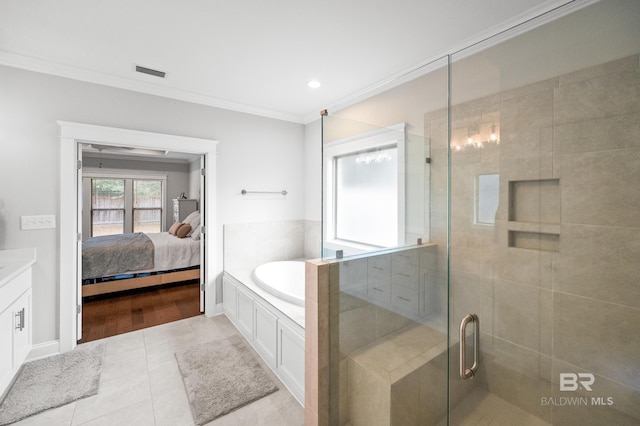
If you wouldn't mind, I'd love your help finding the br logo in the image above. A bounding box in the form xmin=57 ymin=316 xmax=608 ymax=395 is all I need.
xmin=559 ymin=373 xmax=595 ymax=391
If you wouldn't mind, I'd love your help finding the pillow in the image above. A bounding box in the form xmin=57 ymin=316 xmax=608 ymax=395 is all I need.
xmin=182 ymin=211 xmax=200 ymax=226
xmin=186 ymin=214 xmax=200 ymax=236
xmin=190 ymin=224 xmax=201 ymax=240
xmin=176 ymin=223 xmax=192 ymax=238
xmin=168 ymin=222 xmax=182 ymax=235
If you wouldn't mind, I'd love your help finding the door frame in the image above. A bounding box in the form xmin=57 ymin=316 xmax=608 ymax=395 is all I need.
xmin=59 ymin=121 xmax=218 ymax=353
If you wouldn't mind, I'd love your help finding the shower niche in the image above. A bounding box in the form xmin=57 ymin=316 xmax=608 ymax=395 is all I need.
xmin=507 ymin=178 xmax=560 ymax=251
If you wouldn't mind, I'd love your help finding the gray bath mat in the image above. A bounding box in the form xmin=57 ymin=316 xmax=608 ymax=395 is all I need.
xmin=0 ymin=343 xmax=105 ymax=425
xmin=175 ymin=335 xmax=279 ymax=425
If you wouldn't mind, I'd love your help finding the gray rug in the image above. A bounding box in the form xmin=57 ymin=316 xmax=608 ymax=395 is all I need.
xmin=175 ymin=335 xmax=279 ymax=425
xmin=0 ymin=343 xmax=105 ymax=425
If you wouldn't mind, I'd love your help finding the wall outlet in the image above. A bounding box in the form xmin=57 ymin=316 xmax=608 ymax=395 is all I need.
xmin=21 ymin=215 xmax=56 ymax=230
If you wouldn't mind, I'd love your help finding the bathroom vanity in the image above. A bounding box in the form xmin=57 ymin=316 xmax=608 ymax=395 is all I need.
xmin=0 ymin=248 xmax=35 ymax=397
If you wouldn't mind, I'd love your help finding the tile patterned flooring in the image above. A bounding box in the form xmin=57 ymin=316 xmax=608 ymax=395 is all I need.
xmin=14 ymin=315 xmax=304 ymax=426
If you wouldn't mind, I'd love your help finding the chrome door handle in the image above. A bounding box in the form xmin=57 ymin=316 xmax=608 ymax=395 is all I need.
xmin=459 ymin=313 xmax=479 ymax=380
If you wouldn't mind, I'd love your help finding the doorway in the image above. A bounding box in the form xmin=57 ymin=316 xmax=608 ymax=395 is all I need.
xmin=79 ymin=149 xmax=204 ymax=342
xmin=59 ymin=121 xmax=218 ymax=352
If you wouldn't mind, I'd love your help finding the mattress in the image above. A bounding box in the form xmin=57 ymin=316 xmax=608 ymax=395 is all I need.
xmin=82 ymin=232 xmax=200 ymax=280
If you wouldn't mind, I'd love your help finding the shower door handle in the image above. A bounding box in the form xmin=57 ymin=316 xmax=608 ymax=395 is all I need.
xmin=459 ymin=313 xmax=479 ymax=380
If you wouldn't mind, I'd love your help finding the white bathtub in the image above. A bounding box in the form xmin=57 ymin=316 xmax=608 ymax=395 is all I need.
xmin=253 ymin=261 xmax=305 ymax=306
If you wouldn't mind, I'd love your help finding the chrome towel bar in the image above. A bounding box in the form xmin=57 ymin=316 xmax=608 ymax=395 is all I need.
xmin=241 ymin=189 xmax=288 ymax=196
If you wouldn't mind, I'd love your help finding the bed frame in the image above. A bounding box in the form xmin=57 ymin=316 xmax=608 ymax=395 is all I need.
xmin=82 ymin=267 xmax=200 ymax=297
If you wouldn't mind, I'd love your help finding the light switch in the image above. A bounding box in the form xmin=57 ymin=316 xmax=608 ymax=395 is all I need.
xmin=21 ymin=215 xmax=56 ymax=230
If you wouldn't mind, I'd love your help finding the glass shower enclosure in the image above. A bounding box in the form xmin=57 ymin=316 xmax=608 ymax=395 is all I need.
xmin=321 ymin=1 xmax=640 ymax=424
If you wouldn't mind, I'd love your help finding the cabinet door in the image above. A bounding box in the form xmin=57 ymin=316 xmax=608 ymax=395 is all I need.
xmin=0 ymin=308 xmax=13 ymax=392
xmin=253 ymin=303 xmax=277 ymax=369
xmin=12 ymin=290 xmax=31 ymax=366
xmin=367 ymin=254 xmax=391 ymax=305
xmin=277 ymin=321 xmax=305 ymax=402
xmin=222 ymin=277 xmax=237 ymax=320
xmin=236 ymin=287 xmax=254 ymax=340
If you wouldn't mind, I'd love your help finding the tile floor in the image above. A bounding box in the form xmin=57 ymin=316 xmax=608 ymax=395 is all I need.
xmin=14 ymin=315 xmax=304 ymax=426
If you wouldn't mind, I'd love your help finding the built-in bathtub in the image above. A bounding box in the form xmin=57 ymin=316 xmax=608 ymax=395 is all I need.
xmin=223 ymin=261 xmax=306 ymax=404
xmin=253 ymin=261 xmax=305 ymax=307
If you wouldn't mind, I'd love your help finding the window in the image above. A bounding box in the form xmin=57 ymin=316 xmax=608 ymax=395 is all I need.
xmin=86 ymin=173 xmax=166 ymax=237
xmin=476 ymin=173 xmax=499 ymax=225
xmin=133 ymin=180 xmax=162 ymax=233
xmin=91 ymin=179 xmax=125 ymax=236
xmin=324 ymin=123 xmax=405 ymax=251
xmin=335 ymin=145 xmax=398 ymax=247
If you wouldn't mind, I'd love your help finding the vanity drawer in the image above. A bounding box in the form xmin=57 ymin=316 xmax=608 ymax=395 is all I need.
xmin=391 ymin=284 xmax=419 ymax=315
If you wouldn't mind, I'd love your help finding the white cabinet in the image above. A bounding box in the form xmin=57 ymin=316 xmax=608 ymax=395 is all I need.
xmin=222 ymin=277 xmax=237 ymax=319
xmin=367 ymin=254 xmax=391 ymax=304
xmin=173 ymin=199 xmax=198 ymax=222
xmin=222 ymin=272 xmax=305 ymax=405
xmin=236 ymin=286 xmax=254 ymax=340
xmin=391 ymin=251 xmax=420 ymax=316
xmin=11 ymin=290 xmax=31 ymax=365
xmin=277 ymin=321 xmax=305 ymax=403
xmin=0 ymin=308 xmax=14 ymax=393
xmin=0 ymin=253 xmax=34 ymax=397
xmin=254 ymin=303 xmax=277 ymax=369
xmin=347 ymin=245 xmax=436 ymax=321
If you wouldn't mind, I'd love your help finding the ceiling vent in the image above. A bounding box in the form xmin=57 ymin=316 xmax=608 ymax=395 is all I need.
xmin=135 ymin=65 xmax=166 ymax=78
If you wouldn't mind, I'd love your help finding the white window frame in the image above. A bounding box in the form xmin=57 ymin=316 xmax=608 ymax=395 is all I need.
xmin=323 ymin=123 xmax=406 ymax=254
xmin=83 ymin=169 xmax=167 ymax=237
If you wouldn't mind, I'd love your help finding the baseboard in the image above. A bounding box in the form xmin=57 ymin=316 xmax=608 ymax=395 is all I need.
xmin=27 ymin=340 xmax=61 ymax=361
xmin=210 ymin=302 xmax=224 ymax=316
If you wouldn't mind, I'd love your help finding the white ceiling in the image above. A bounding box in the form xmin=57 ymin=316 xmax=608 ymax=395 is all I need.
xmin=0 ymin=0 xmax=586 ymax=123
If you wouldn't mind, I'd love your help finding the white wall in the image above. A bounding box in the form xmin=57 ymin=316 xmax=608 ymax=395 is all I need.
xmin=0 ymin=65 xmax=305 ymax=346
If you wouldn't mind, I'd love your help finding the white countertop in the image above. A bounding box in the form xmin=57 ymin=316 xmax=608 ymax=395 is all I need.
xmin=0 ymin=248 xmax=37 ymax=288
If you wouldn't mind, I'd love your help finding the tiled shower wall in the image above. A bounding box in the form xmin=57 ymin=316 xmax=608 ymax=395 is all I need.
xmin=427 ymin=54 xmax=640 ymax=424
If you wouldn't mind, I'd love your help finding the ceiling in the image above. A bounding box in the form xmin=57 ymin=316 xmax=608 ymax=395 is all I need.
xmin=0 ymin=0 xmax=586 ymax=123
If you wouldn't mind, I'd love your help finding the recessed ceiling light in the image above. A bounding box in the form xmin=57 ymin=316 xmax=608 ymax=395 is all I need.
xmin=307 ymin=80 xmax=322 ymax=89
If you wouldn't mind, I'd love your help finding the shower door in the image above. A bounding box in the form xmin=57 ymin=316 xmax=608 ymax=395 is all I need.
xmin=447 ymin=1 xmax=640 ymax=424
xmin=323 ymin=1 xmax=640 ymax=425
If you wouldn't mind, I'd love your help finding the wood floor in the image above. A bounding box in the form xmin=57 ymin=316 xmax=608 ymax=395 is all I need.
xmin=80 ymin=281 xmax=201 ymax=343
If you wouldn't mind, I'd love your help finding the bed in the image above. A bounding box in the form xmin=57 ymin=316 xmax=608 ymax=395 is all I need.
xmin=82 ymin=212 xmax=201 ymax=297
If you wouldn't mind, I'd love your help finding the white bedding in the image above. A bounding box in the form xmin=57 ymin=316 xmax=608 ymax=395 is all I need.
xmin=146 ymin=232 xmax=200 ymax=272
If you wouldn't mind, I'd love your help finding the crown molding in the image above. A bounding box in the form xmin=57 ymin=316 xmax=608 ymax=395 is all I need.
xmin=0 ymin=0 xmax=599 ymax=126
xmin=305 ymin=0 xmax=600 ymax=124
xmin=0 ymin=51 xmax=306 ymax=124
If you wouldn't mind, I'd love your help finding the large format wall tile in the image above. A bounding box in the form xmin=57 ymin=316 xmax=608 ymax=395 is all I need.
xmin=558 ymin=55 xmax=638 ymax=87
xmin=492 ymin=244 xmax=553 ymax=288
xmin=553 ymin=292 xmax=640 ymax=391
xmin=554 ymin=111 xmax=640 ymax=155
xmin=450 ymin=271 xmax=494 ymax=338
xmin=551 ymin=358 xmax=640 ymax=424
xmin=554 ymin=67 xmax=640 ymax=125
xmin=557 ymin=149 xmax=640 ymax=228
xmin=554 ymin=224 xmax=640 ymax=309
xmin=500 ymin=90 xmax=554 ymax=161
xmin=493 ymin=279 xmax=553 ymax=354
